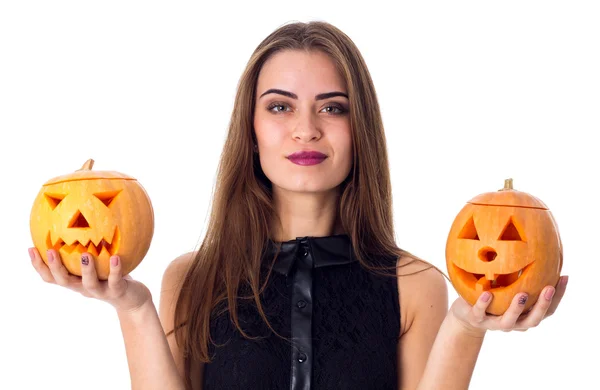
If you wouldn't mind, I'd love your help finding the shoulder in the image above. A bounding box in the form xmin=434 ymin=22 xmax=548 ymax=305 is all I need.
xmin=396 ymin=254 xmax=449 ymax=335
xmin=159 ymin=251 xmax=197 ymax=320
xmin=161 ymin=251 xmax=197 ymax=291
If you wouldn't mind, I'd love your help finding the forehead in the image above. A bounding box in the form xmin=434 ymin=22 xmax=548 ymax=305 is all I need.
xmin=256 ymin=49 xmax=347 ymax=95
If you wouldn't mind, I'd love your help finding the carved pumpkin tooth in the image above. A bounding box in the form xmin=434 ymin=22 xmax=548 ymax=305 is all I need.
xmin=47 ymin=232 xmax=63 ymax=250
xmin=76 ymin=243 xmax=87 ymax=254
xmin=485 ymin=272 xmax=497 ymax=281
xmin=105 ymin=226 xmax=118 ymax=246
xmin=87 ymin=242 xmax=99 ymax=257
xmin=50 ymin=231 xmax=63 ymax=247
xmin=62 ymin=243 xmax=76 ymax=254
xmin=91 ymin=237 xmax=102 ymax=247
xmin=107 ymin=227 xmax=120 ymax=254
xmin=64 ymin=238 xmax=78 ymax=247
xmin=475 ymin=277 xmax=491 ymax=292
xmin=99 ymin=246 xmax=111 ymax=258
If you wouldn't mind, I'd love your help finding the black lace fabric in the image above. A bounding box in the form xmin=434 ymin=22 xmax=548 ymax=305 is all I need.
xmin=202 ymin=254 xmax=400 ymax=389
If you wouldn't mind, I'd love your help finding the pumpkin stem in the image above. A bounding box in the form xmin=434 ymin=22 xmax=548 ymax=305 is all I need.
xmin=79 ymin=159 xmax=95 ymax=171
xmin=502 ymin=178 xmax=513 ymax=191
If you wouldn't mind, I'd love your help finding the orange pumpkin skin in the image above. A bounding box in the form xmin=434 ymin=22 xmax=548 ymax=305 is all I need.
xmin=30 ymin=159 xmax=154 ymax=280
xmin=445 ymin=179 xmax=562 ymax=315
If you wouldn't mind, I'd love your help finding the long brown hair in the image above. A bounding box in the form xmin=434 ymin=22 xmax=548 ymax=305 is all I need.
xmin=167 ymin=20 xmax=438 ymax=389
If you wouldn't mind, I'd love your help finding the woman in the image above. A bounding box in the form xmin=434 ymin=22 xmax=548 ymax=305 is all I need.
xmin=29 ymin=21 xmax=568 ymax=389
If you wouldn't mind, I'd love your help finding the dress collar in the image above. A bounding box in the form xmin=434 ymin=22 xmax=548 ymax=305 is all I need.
xmin=265 ymin=234 xmax=357 ymax=276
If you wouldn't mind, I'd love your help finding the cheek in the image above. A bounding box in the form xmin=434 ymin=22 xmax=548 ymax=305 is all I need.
xmin=255 ymin=122 xmax=287 ymax=152
xmin=330 ymin=128 xmax=353 ymax=164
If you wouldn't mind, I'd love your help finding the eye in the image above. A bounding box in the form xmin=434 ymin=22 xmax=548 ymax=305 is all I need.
xmin=498 ymin=216 xmax=525 ymax=241
xmin=93 ymin=190 xmax=122 ymax=207
xmin=320 ymin=104 xmax=347 ymax=115
xmin=44 ymin=193 xmax=66 ymax=210
xmin=267 ymin=102 xmax=291 ymax=113
xmin=458 ymin=216 xmax=479 ymax=240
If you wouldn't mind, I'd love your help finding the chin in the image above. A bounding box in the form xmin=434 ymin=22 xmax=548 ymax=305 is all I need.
xmin=270 ymin=178 xmax=340 ymax=194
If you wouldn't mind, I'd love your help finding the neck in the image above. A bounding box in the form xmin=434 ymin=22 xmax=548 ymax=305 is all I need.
xmin=270 ymin=187 xmax=345 ymax=242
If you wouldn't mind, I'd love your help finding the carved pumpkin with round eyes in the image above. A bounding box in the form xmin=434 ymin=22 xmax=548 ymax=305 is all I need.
xmin=445 ymin=179 xmax=562 ymax=315
xmin=30 ymin=159 xmax=154 ymax=280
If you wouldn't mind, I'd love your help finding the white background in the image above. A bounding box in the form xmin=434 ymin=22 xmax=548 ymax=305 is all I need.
xmin=1 ymin=1 xmax=598 ymax=389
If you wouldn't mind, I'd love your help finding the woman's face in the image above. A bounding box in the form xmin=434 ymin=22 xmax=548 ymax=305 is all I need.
xmin=253 ymin=49 xmax=352 ymax=195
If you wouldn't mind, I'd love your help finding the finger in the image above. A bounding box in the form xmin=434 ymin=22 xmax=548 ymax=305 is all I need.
xmin=107 ymin=256 xmax=127 ymax=296
xmin=468 ymin=291 xmax=493 ymax=327
xmin=29 ymin=247 xmax=56 ymax=284
xmin=80 ymin=253 xmax=106 ymax=296
xmin=498 ymin=293 xmax=529 ymax=329
xmin=515 ymin=286 xmax=555 ymax=329
xmin=46 ymin=249 xmax=83 ymax=288
xmin=546 ymin=275 xmax=568 ymax=317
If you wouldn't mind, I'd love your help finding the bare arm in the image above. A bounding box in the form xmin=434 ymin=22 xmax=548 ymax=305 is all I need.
xmin=119 ymin=251 xmax=204 ymax=390
xmin=414 ymin=312 xmax=485 ymax=389
xmin=117 ymin=300 xmax=186 ymax=390
xmin=116 ymin=252 xmax=201 ymax=390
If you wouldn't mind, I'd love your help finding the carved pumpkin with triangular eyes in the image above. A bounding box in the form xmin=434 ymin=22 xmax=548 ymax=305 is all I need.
xmin=446 ymin=179 xmax=562 ymax=315
xmin=30 ymin=159 xmax=154 ymax=280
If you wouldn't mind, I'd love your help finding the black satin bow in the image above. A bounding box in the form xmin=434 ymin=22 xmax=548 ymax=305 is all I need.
xmin=266 ymin=234 xmax=357 ymax=276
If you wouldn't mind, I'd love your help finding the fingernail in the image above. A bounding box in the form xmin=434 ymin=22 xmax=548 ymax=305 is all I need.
xmin=518 ymin=294 xmax=528 ymax=305
xmin=561 ymin=276 xmax=569 ymax=287
xmin=481 ymin=292 xmax=491 ymax=302
xmin=28 ymin=248 xmax=34 ymax=259
xmin=47 ymin=250 xmax=54 ymax=263
xmin=110 ymin=256 xmax=119 ymax=267
xmin=81 ymin=255 xmax=89 ymax=266
xmin=545 ymin=287 xmax=556 ymax=300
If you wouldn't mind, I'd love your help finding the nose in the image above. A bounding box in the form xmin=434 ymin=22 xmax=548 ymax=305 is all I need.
xmin=478 ymin=246 xmax=497 ymax=262
xmin=68 ymin=210 xmax=90 ymax=228
xmin=292 ymin=111 xmax=321 ymax=142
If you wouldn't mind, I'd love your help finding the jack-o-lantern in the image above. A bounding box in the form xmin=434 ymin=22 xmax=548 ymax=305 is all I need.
xmin=30 ymin=159 xmax=154 ymax=280
xmin=445 ymin=179 xmax=562 ymax=315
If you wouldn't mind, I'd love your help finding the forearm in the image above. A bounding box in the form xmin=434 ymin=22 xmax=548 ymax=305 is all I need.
xmin=117 ymin=300 xmax=185 ymax=390
xmin=417 ymin=313 xmax=486 ymax=390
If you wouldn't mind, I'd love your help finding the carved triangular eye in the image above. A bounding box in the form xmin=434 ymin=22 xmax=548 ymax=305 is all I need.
xmin=458 ymin=216 xmax=479 ymax=240
xmin=499 ymin=217 xmax=524 ymax=241
xmin=44 ymin=193 xmax=66 ymax=210
xmin=93 ymin=190 xmax=122 ymax=207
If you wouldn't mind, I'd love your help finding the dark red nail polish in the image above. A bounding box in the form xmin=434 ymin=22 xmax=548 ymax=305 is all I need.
xmin=81 ymin=255 xmax=89 ymax=266
xmin=518 ymin=295 xmax=528 ymax=305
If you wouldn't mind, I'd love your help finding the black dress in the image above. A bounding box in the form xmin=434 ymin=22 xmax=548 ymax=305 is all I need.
xmin=202 ymin=234 xmax=401 ymax=389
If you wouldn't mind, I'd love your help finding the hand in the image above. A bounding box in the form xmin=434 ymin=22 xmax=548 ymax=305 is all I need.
xmin=449 ymin=275 xmax=569 ymax=336
xmin=29 ymin=247 xmax=152 ymax=313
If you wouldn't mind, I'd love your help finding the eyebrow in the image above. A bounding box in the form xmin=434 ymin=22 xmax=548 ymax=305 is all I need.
xmin=259 ymin=88 xmax=348 ymax=101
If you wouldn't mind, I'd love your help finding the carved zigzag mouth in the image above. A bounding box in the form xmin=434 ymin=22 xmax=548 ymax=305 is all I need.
xmin=46 ymin=227 xmax=121 ymax=256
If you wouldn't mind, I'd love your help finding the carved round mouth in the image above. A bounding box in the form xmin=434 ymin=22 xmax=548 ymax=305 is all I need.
xmin=45 ymin=227 xmax=120 ymax=256
xmin=451 ymin=262 xmax=532 ymax=292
